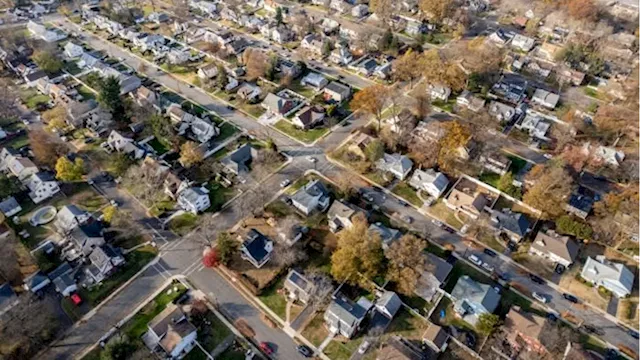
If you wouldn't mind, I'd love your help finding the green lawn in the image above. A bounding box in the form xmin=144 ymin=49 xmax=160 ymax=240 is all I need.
xmin=301 ymin=312 xmax=330 ymax=347
xmin=77 ymin=85 xmax=97 ymax=100
xmin=479 ymin=172 xmax=500 ymax=189
xmin=63 ymin=61 xmax=82 ymax=75
xmin=147 ymin=137 xmax=169 ymax=155
xmin=507 ymin=155 xmax=528 ymax=174
xmin=324 ymin=337 xmax=364 ymax=360
xmin=197 ymin=312 xmax=233 ymax=352
xmin=206 ymin=182 xmax=236 ymax=212
xmin=122 ymin=281 xmax=187 ymax=339
xmin=583 ymin=87 xmax=600 ymax=99
xmin=427 ymin=201 xmax=464 ymax=230
xmin=257 ymin=277 xmax=287 ymax=319
xmin=216 ymin=347 xmax=247 ymax=360
xmin=386 ymin=309 xmax=431 ymax=339
xmin=20 ymin=89 xmax=50 ymax=109
xmin=183 ymin=347 xmax=208 ymax=360
xmin=169 ymin=212 xmax=199 ymax=235
xmin=3 ymin=135 xmax=29 ymax=149
xmin=217 ymin=123 xmax=238 ymax=142
xmin=274 ymin=120 xmax=329 ymax=144
xmin=392 ymin=182 xmax=423 ymax=207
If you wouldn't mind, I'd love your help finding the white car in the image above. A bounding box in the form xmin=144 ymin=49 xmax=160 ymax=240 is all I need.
xmin=306 ymin=156 xmax=317 ymax=163
xmin=532 ymin=292 xmax=548 ymax=303
xmin=467 ymin=254 xmax=482 ymax=266
xmin=280 ymin=179 xmax=291 ymax=188
xmin=481 ymin=262 xmax=495 ymax=273
xmin=358 ymin=340 xmax=371 ymax=354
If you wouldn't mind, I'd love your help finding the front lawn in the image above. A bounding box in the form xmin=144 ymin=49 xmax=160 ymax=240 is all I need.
xmin=479 ymin=172 xmax=500 ymax=189
xmin=323 ymin=337 xmax=364 ymax=360
xmin=217 ymin=123 xmax=238 ymax=142
xmin=3 ymin=134 xmax=29 ymax=149
xmin=257 ymin=276 xmax=287 ymax=319
xmin=196 ymin=311 xmax=233 ymax=352
xmin=206 ymin=182 xmax=236 ymax=212
xmin=77 ymin=85 xmax=97 ymax=100
xmin=20 ymin=88 xmax=50 ymax=109
xmin=391 ymin=182 xmax=423 ymax=207
xmin=169 ymin=212 xmax=199 ymax=235
xmin=386 ymin=309 xmax=431 ymax=339
xmin=427 ymin=201 xmax=464 ymax=230
xmin=274 ymin=120 xmax=329 ymax=144
xmin=301 ymin=312 xmax=330 ymax=347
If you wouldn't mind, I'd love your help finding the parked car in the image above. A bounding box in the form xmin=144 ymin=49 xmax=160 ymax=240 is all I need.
xmin=483 ymin=248 xmax=497 ymax=257
xmin=628 ymin=329 xmax=639 ymax=339
xmin=401 ymin=215 xmax=413 ymax=224
xmin=280 ymin=179 xmax=291 ymax=188
xmin=529 ymin=274 xmax=545 ymax=284
xmin=297 ymin=345 xmax=312 ymax=358
xmin=532 ymin=292 xmax=548 ymax=303
xmin=582 ymin=324 xmax=604 ymax=336
xmin=259 ymin=342 xmax=273 ymax=355
xmin=306 ymin=156 xmax=317 ymax=163
xmin=358 ymin=340 xmax=371 ymax=354
xmin=70 ymin=293 xmax=82 ymax=306
xmin=467 ymin=254 xmax=482 ymax=266
xmin=481 ymin=262 xmax=495 ymax=273
xmin=563 ymin=293 xmax=579 ymax=303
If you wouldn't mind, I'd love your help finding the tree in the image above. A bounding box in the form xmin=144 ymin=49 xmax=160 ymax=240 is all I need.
xmin=331 ymin=214 xmax=384 ymax=284
xmin=55 ymin=157 xmax=84 ymax=181
xmin=476 ymin=313 xmax=500 ymax=335
xmin=102 ymin=205 xmax=117 ymax=224
xmin=305 ymin=270 xmax=334 ymax=310
xmin=100 ymin=335 xmax=136 ymax=360
xmin=420 ymin=49 xmax=467 ymax=92
xmin=566 ymin=0 xmax=599 ymax=22
xmin=148 ymin=114 xmax=178 ymax=150
xmin=0 ymin=175 xmax=21 ymax=199
xmin=322 ymin=41 xmax=332 ymax=57
xmin=29 ymin=130 xmax=68 ymax=167
xmin=108 ymin=153 xmax=134 ymax=177
xmin=350 ymin=85 xmax=390 ymax=131
xmin=99 ymin=76 xmax=126 ymax=121
xmin=379 ymin=28 xmax=394 ymax=51
xmin=273 ymin=241 xmax=308 ymax=267
xmin=438 ymin=121 xmax=470 ymax=172
xmin=556 ymin=215 xmax=593 ymax=239
xmin=523 ymin=162 xmax=573 ymax=220
xmin=216 ymin=232 xmax=237 ymax=265
xmin=275 ymin=7 xmax=283 ymax=25
xmin=370 ymin=0 xmax=393 ymax=22
xmin=593 ymin=105 xmax=637 ymax=145
xmin=364 ymin=139 xmax=385 ymax=162
xmin=393 ymin=51 xmax=422 ymax=87
xmin=497 ymin=172 xmax=522 ymax=199
xmin=216 ymin=65 xmax=229 ymax=90
xmin=179 ymin=141 xmax=204 ymax=168
xmin=418 ymin=0 xmax=452 ymax=23
xmin=386 ymin=235 xmax=427 ymax=295
xmin=202 ymin=247 xmax=220 ymax=268
xmin=42 ymin=106 xmax=67 ymax=132
xmin=413 ymin=94 xmax=431 ymax=119
xmin=0 ymin=233 xmax=22 ymax=285
xmin=243 ymin=48 xmax=269 ymax=80
xmin=32 ymin=49 xmax=63 ymax=73
xmin=408 ymin=138 xmax=440 ymax=169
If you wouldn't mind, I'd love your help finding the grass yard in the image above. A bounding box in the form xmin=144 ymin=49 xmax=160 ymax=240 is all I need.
xmin=301 ymin=312 xmax=330 ymax=347
xmin=147 ymin=137 xmax=169 ymax=155
xmin=183 ymin=347 xmax=208 ymax=360
xmin=20 ymin=88 xmax=50 ymax=109
xmin=216 ymin=347 xmax=247 ymax=360
xmin=507 ymin=155 xmax=528 ymax=174
xmin=427 ymin=201 xmax=464 ymax=230
xmin=324 ymin=337 xmax=364 ymax=360
xmin=196 ymin=311 xmax=233 ymax=352
xmin=583 ymin=87 xmax=600 ymax=99
xmin=274 ymin=120 xmax=329 ymax=144
xmin=257 ymin=276 xmax=287 ymax=320
xmin=217 ymin=123 xmax=238 ymax=142
xmin=122 ymin=281 xmax=187 ymax=338
xmin=3 ymin=134 xmax=29 ymax=149
xmin=479 ymin=172 xmax=501 ymax=189
xmin=364 ymin=170 xmax=392 ymax=187
xmin=264 ymin=200 xmax=293 ymax=218
xmin=206 ymin=182 xmax=236 ymax=212
xmin=386 ymin=309 xmax=431 ymax=339
xmin=161 ymin=90 xmax=187 ymax=104
xmin=392 ymin=182 xmax=423 ymax=207
xmin=169 ymin=212 xmax=199 ymax=235
xmin=477 ymin=233 xmax=506 ymax=253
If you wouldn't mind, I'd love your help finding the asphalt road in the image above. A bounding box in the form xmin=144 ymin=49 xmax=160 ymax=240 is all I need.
xmin=42 ymin=14 xmax=639 ymax=358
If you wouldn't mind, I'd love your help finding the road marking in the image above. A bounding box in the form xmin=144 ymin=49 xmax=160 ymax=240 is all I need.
xmin=152 ymin=264 xmax=169 ymax=280
xmin=182 ymin=258 xmax=203 ymax=276
xmin=154 ymin=261 xmax=173 ymax=278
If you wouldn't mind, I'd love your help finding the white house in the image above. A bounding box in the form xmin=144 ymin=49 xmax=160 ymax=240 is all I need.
xmin=581 ymin=256 xmax=634 ymax=298
xmin=241 ymin=229 xmax=274 ymax=268
xmin=4 ymin=155 xmax=39 ymax=180
xmin=147 ymin=304 xmax=198 ymax=359
xmin=292 ymin=106 xmax=325 ymax=130
xmin=351 ymin=4 xmax=369 ymax=17
xmin=27 ymin=21 xmax=66 ymax=42
xmin=531 ymin=89 xmax=560 ymax=109
xmin=301 ymin=72 xmax=329 ymax=90
xmin=511 ymin=34 xmax=535 ymax=52
xmin=428 ymin=84 xmax=451 ymax=101
xmin=327 ymin=200 xmax=361 ymax=233
xmin=291 ymin=179 xmax=330 ymax=216
xmin=409 ymin=169 xmax=449 ymax=198
xmin=55 ymin=205 xmax=91 ymax=233
xmin=167 ymin=49 xmax=190 ymax=65
xmin=376 ymin=153 xmax=413 ymax=180
xmin=178 ymin=187 xmax=210 ymax=213
xmin=25 ymin=172 xmax=60 ymax=204
xmin=330 ymin=47 xmax=353 ymax=65
xmin=64 ymin=42 xmax=84 ymax=58
xmin=106 ymin=130 xmax=146 ymax=159
xmin=197 ymin=63 xmax=219 ymax=79
xmin=516 ymin=114 xmax=550 ymax=140
xmin=528 ymin=231 xmax=579 ymax=267
xmin=593 ymin=145 xmax=625 ymax=167
xmin=323 ymin=81 xmax=351 ymax=103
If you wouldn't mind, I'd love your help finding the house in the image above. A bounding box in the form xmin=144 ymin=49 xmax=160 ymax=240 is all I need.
xmin=491 ymin=75 xmax=528 ymax=103
xmin=24 ymin=70 xmax=49 ymax=88
xmin=197 ymin=63 xmax=219 ymax=79
xmin=487 ymin=29 xmax=510 ymax=47
xmin=284 ymin=269 xmax=314 ymax=304
xmin=271 ymin=27 xmax=294 ymax=44
xmin=516 ymin=114 xmax=550 ymax=140
xmin=581 ymin=256 xmax=634 ymax=298
xmin=221 ymin=143 xmax=258 ymax=175
xmin=323 ymin=81 xmax=351 ymax=103
xmin=408 ymin=169 xmax=449 ymax=198
xmin=367 ymin=222 xmax=400 ymax=250
xmin=537 ymin=42 xmax=563 ymax=62
xmin=147 ymin=304 xmax=198 ymax=359
xmin=65 ymin=99 xmax=99 ymax=128
xmin=0 ymin=283 xmax=18 ymax=316
xmin=69 ymin=221 xmax=105 ymax=256
xmin=593 ymin=146 xmax=625 ymax=167
xmin=86 ymin=244 xmax=125 ymax=283
xmin=261 ymin=93 xmax=295 ymax=116
xmin=375 ymin=290 xmax=402 ymax=320
xmin=327 ymin=200 xmax=362 ymax=233
xmin=148 ymin=12 xmax=170 ymax=24
xmin=167 ymin=49 xmax=190 ymax=65
xmin=241 ymin=229 xmax=274 ymax=268
xmin=23 ymin=271 xmax=51 ymax=293
xmin=330 ymin=0 xmax=353 ymax=13
xmin=445 ymin=188 xmax=488 ymax=220
xmin=374 ymin=62 xmax=393 ymax=80
xmin=26 ymin=172 xmax=60 ymax=204
xmin=505 ymin=307 xmax=547 ymax=353
xmin=55 ymin=205 xmax=90 ymax=233
xmin=64 ymin=42 xmax=84 ymax=58
xmin=190 ymin=0 xmax=217 ymax=16
xmin=5 ymin=155 xmax=38 ymax=180
xmin=405 ymin=19 xmax=427 ymax=36
xmin=301 ymin=34 xmax=324 ymax=55
xmin=301 ymin=72 xmax=328 ymax=90
xmin=0 ymin=197 xmax=21 ymax=217
xmin=178 ymin=187 xmax=210 ymax=213
xmin=49 ymin=262 xmax=77 ymax=296
xmin=490 ymin=209 xmax=530 ymax=242
xmin=27 ymin=21 xmax=66 ymax=42
xmin=330 ymin=47 xmax=353 ymax=65
xmin=292 ymin=106 xmax=325 ymax=130
xmin=386 ymin=109 xmax=415 ymax=133
xmin=479 ymin=152 xmax=512 ymax=175
xmin=324 ymin=294 xmax=370 ymax=338
xmin=565 ymin=187 xmax=596 ymax=219
xmin=378 ymin=337 xmax=428 ymax=360
xmin=428 ymin=84 xmax=451 ymax=101
xmin=107 ymin=130 xmax=145 ymax=159
xmin=132 ymin=86 xmax=160 ymax=110
xmin=531 ymin=89 xmax=559 ymax=109
xmin=528 ymin=230 xmax=579 ymax=267
xmin=167 ymin=104 xmax=219 ymax=143
xmin=423 ymin=323 xmax=449 ymax=353
xmin=451 ymin=275 xmax=501 ymax=325
xmin=456 ymin=90 xmax=485 ymax=112
xmin=291 ymin=179 xmax=331 ymax=215
xmin=322 ymin=18 xmax=341 ymax=34
xmin=355 ymin=58 xmax=377 ymax=76
xmin=236 ymin=83 xmax=262 ymax=103
xmin=555 ymin=66 xmax=585 ymax=86
xmin=415 ymin=253 xmax=453 ymax=302
xmin=376 ymin=153 xmax=413 ymax=180
xmin=511 ymin=34 xmax=535 ymax=52
xmin=351 ymin=4 xmax=369 ymax=17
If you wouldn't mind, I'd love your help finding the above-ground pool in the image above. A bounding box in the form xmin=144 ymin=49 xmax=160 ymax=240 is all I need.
xmin=29 ymin=206 xmax=57 ymax=226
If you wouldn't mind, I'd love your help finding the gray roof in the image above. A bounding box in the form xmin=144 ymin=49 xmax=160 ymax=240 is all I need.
xmin=491 ymin=209 xmax=529 ymax=237
xmin=424 ymin=253 xmax=453 ymax=283
xmin=376 ymin=291 xmax=402 ymax=318
xmin=181 ymin=187 xmax=208 ymax=204
xmin=53 ymin=273 xmax=76 ymax=292
xmin=326 ymin=294 xmax=368 ymax=327
xmin=451 ymin=275 xmax=500 ymax=314
xmin=325 ymin=81 xmax=350 ymax=95
xmin=0 ymin=197 xmax=20 ymax=215
xmin=369 ymin=222 xmax=401 ymax=247
xmin=376 ymin=153 xmax=413 ymax=176
xmin=530 ymin=231 xmax=579 ymax=263
xmin=0 ymin=283 xmax=16 ymax=312
xmin=48 ymin=261 xmax=73 ymax=281
xmin=327 ymin=200 xmax=356 ymax=221
xmin=149 ymin=304 xmax=196 ymax=339
xmin=221 ymin=143 xmax=256 ymax=174
xmin=285 ymin=269 xmax=313 ymax=294
xmin=291 ymin=179 xmax=329 ymax=209
xmin=581 ymin=256 xmax=635 ymax=296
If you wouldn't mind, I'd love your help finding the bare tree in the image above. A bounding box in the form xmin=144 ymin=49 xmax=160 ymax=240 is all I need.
xmin=0 ymin=235 xmax=22 ymax=285
xmin=306 ymin=270 xmax=334 ymax=310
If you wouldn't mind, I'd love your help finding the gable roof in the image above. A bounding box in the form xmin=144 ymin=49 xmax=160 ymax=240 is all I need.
xmin=325 ymin=81 xmax=350 ymax=95
xmin=410 ymin=169 xmax=448 ymax=190
xmin=369 ymin=222 xmax=401 ymax=247
xmin=451 ymin=275 xmax=500 ymax=314
xmin=492 ymin=209 xmax=530 ymax=237
xmin=530 ymin=231 xmax=579 ymax=263
xmin=295 ymin=106 xmax=325 ymax=127
xmin=581 ymin=256 xmax=634 ymax=295
xmin=327 ymin=293 xmax=368 ymax=326
xmin=0 ymin=197 xmax=21 ymax=215
xmin=149 ymin=303 xmax=196 ymax=353
xmin=376 ymin=291 xmax=402 ymax=318
xmin=180 ymin=187 xmax=208 ymax=204
xmin=327 ymin=200 xmax=357 ymax=221
xmin=221 ymin=143 xmax=256 ymax=174
xmin=243 ymin=229 xmax=272 ymax=264
xmin=376 ymin=153 xmax=413 ymax=175
xmin=262 ymin=93 xmax=294 ymax=114
xmin=506 ymin=306 xmax=546 ymax=342
xmin=291 ymin=179 xmax=329 ymax=208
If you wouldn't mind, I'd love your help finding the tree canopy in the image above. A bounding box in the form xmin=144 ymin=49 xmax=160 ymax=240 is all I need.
xmin=331 ymin=214 xmax=384 ymax=284
xmin=523 ymin=162 xmax=573 ymax=219
xmin=386 ymin=235 xmax=427 ymax=295
xmin=98 ymin=76 xmax=126 ymax=121
xmin=179 ymin=141 xmax=204 ymax=168
xmin=350 ymin=85 xmax=390 ymax=131
xmin=33 ymin=49 xmax=63 ymax=73
xmin=55 ymin=157 xmax=84 ymax=182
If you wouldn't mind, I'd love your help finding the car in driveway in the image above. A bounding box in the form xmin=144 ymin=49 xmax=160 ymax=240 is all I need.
xmin=297 ymin=345 xmax=312 ymax=358
xmin=563 ymin=293 xmax=579 ymax=303
xmin=358 ymin=340 xmax=371 ymax=354
xmin=529 ymin=274 xmax=545 ymax=284
xmin=532 ymin=292 xmax=548 ymax=303
xmin=467 ymin=254 xmax=482 ymax=266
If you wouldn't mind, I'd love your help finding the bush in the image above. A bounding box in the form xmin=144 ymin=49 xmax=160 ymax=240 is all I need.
xmin=556 ymin=215 xmax=593 ymax=239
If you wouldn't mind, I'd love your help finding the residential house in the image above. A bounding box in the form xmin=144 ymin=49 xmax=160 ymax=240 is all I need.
xmin=27 ymin=21 xmax=66 ymax=42
xmin=491 ymin=75 xmax=528 ymax=103
xmin=197 ymin=63 xmax=219 ymax=80
xmin=528 ymin=230 xmax=579 ymax=267
xmin=324 ymin=293 xmax=370 ymax=338
xmin=301 ymin=34 xmax=324 ymax=55
xmin=237 ymin=83 xmax=262 ymax=103
xmin=511 ymin=34 xmax=535 ymax=52
xmin=24 ymin=70 xmax=49 ymax=88
xmin=405 ymin=19 xmax=427 ymax=36
xmin=445 ymin=188 xmax=488 ymax=220
xmin=291 ymin=179 xmax=331 ymax=215
xmin=488 ymin=101 xmax=516 ymax=123
xmin=292 ymin=106 xmax=325 ymax=130
xmin=284 ymin=269 xmax=314 ymax=304
xmin=69 ymin=221 xmax=105 ymax=256
xmin=516 ymin=114 xmax=550 ymax=140
xmin=148 ymin=12 xmax=170 ymax=24
xmin=456 ymin=90 xmax=485 ymax=112
xmin=581 ymin=256 xmax=634 ymax=298
xmin=347 ymin=132 xmax=375 ymax=160
xmin=86 ymin=245 xmax=125 ymax=284
xmin=490 ymin=209 xmax=530 ymax=243
xmin=537 ymin=42 xmax=563 ymax=62
xmin=23 ymin=271 xmax=51 ymax=293
xmin=378 ymin=337 xmax=428 ymax=360
xmin=261 ymin=93 xmax=296 ymax=116
xmin=190 ymin=0 xmax=218 ymax=16
xmin=487 ymin=29 xmax=511 ymax=47
xmin=4 ymin=155 xmax=38 ymax=180
xmin=428 ymin=84 xmax=451 ymax=101
xmin=271 ymin=27 xmax=294 ymax=44
xmin=415 ymin=253 xmax=453 ymax=302
xmin=0 ymin=197 xmax=21 ymax=217
xmin=555 ymin=66 xmax=585 ymax=86
xmin=479 ymin=152 xmax=512 ymax=176
xmin=531 ymin=89 xmax=559 ymax=109
xmin=355 ymin=58 xmax=377 ymax=76
xmin=146 ymin=304 xmax=198 ymax=359
xmin=55 ymin=205 xmax=90 ymax=233
xmin=178 ymin=187 xmax=211 ymax=213
xmin=423 ymin=324 xmax=449 ymax=354
xmin=408 ymin=169 xmax=449 ymax=198
xmin=565 ymin=187 xmax=596 ymax=219
xmin=386 ymin=109 xmax=415 ymax=133
xmin=330 ymin=47 xmax=353 ymax=65
xmin=64 ymin=42 xmax=84 ymax=58
xmin=330 ymin=0 xmax=353 ymax=13
xmin=204 ymin=30 xmax=234 ymax=45
xmin=301 ymin=72 xmax=328 ymax=90
xmin=241 ymin=229 xmax=274 ymax=268
xmin=323 ymin=81 xmax=351 ymax=103
xmin=451 ymin=275 xmax=501 ymax=325
xmin=65 ymin=99 xmax=99 ymax=128
xmin=168 ymin=104 xmax=219 ymax=143
xmin=132 ymin=86 xmax=161 ymax=110
xmin=77 ymin=53 xmax=101 ymax=69
xmin=505 ymin=307 xmax=547 ymax=353
xmin=85 ymin=108 xmax=115 ymax=135
xmin=167 ymin=49 xmax=190 ymax=65
xmin=221 ymin=143 xmax=258 ymax=175
xmin=374 ymin=62 xmax=393 ymax=80
xmin=351 ymin=4 xmax=369 ymax=17
xmin=26 ymin=172 xmax=60 ymax=204
xmin=49 ymin=262 xmax=77 ymax=296
xmin=593 ymin=146 xmax=625 ymax=168
xmin=374 ymin=291 xmax=402 ymax=321
xmin=107 ymin=130 xmax=146 ymax=159
xmin=322 ymin=18 xmax=341 ymax=35
xmin=327 ymin=200 xmax=362 ymax=233
xmin=369 ymin=222 xmax=402 ymax=249
xmin=376 ymin=153 xmax=413 ymax=180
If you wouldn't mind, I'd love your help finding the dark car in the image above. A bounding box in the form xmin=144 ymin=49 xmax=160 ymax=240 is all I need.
xmin=464 ymin=332 xmax=476 ymax=348
xmin=483 ymin=248 xmax=497 ymax=257
xmin=529 ymin=274 xmax=545 ymax=284
xmin=605 ymin=348 xmax=619 ymax=360
xmin=547 ymin=313 xmax=558 ymax=322
xmin=443 ymin=226 xmax=455 ymax=234
xmin=582 ymin=324 xmax=604 ymax=336
xmin=297 ymin=345 xmax=313 ymax=358
xmin=398 ymin=200 xmax=409 ymax=207
xmin=563 ymin=293 xmax=579 ymax=303
xmin=226 ymin=105 xmax=235 ymax=110
xmin=629 ymin=329 xmax=639 ymax=339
